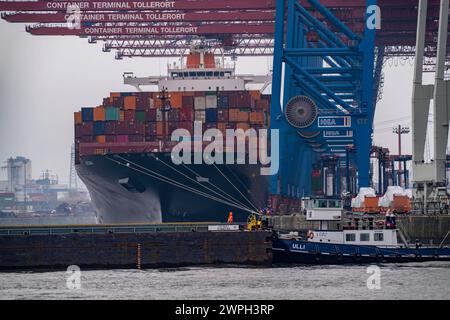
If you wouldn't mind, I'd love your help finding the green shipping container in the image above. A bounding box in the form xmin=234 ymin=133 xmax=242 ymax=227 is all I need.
xmin=105 ymin=107 xmax=120 ymax=121
xmin=206 ymin=91 xmax=217 ymax=96
xmin=136 ymin=111 xmax=146 ymax=123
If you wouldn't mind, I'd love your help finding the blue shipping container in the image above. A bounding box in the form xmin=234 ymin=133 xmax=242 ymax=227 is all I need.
xmin=218 ymin=96 xmax=229 ymax=108
xmin=81 ymin=108 xmax=94 ymax=122
xmin=205 ymin=109 xmax=217 ymax=123
xmin=93 ymin=121 xmax=105 ymax=136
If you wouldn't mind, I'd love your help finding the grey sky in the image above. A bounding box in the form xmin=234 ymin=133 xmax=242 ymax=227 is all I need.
xmin=0 ymin=21 xmax=427 ymax=184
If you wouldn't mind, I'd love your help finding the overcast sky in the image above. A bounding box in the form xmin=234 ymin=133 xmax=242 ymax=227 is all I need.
xmin=0 ymin=21 xmax=434 ymax=184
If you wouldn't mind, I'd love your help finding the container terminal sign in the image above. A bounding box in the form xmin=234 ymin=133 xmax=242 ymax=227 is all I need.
xmin=42 ymin=2 xmax=177 ymax=10
xmin=0 ymin=1 xmax=275 ymax=11
xmin=317 ymin=116 xmax=351 ymax=128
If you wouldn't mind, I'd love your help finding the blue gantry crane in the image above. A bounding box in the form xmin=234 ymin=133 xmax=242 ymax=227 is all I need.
xmin=270 ymin=0 xmax=379 ymax=200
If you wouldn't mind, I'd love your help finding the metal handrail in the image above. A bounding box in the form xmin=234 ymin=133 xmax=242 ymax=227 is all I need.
xmin=0 ymin=223 xmax=214 ymax=236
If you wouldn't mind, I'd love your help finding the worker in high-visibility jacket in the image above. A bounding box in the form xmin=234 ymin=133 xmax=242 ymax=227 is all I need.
xmin=227 ymin=211 xmax=233 ymax=223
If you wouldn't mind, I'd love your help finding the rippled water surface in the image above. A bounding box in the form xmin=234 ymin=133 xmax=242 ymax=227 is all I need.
xmin=1 ymin=262 xmax=449 ymax=300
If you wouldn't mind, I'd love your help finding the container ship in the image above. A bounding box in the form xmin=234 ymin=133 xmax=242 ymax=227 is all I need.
xmin=74 ymin=47 xmax=272 ymax=223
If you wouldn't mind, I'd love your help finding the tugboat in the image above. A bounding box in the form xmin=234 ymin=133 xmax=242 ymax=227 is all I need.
xmin=272 ymin=198 xmax=450 ymax=264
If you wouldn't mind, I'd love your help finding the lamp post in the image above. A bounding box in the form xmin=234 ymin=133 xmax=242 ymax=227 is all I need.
xmin=392 ymin=125 xmax=410 ymax=187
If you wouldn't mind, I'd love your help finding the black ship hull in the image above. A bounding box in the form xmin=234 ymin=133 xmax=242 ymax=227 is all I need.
xmin=76 ymin=153 xmax=269 ymax=223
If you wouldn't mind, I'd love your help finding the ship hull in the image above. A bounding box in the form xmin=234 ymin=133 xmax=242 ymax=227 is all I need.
xmin=76 ymin=153 xmax=269 ymax=224
xmin=272 ymin=239 xmax=450 ymax=264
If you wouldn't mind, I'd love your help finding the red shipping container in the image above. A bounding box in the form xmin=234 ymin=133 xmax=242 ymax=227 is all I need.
xmin=80 ymin=136 xmax=94 ymax=143
xmin=124 ymin=110 xmax=136 ymax=122
xmin=182 ymin=96 xmax=194 ymax=108
xmin=81 ymin=122 xmax=93 ymax=136
xmin=168 ymin=121 xmax=179 ymax=133
xmin=105 ymin=135 xmax=117 ymax=143
xmin=111 ymin=96 xmax=124 ymax=107
xmin=259 ymin=99 xmax=270 ymax=111
xmin=229 ymin=94 xmax=238 ymax=108
xmin=145 ymin=136 xmax=157 ymax=142
xmin=168 ymin=109 xmax=180 ymax=122
xmin=146 ymin=123 xmax=157 ymax=136
xmin=117 ymin=135 xmax=129 ymax=143
xmin=217 ymin=109 xmax=229 ymax=122
xmin=237 ymin=94 xmax=255 ymax=108
xmin=146 ymin=109 xmax=157 ymax=122
xmin=128 ymin=135 xmax=144 ymax=142
xmin=180 ymin=106 xmax=193 ymax=121
xmin=105 ymin=122 xmax=116 ymax=135
xmin=179 ymin=121 xmax=193 ymax=134
xmin=75 ymin=124 xmax=83 ymax=138
xmin=136 ymin=97 xmax=149 ymax=110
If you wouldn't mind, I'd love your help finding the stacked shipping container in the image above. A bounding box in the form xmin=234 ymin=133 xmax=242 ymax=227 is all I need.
xmin=75 ymin=90 xmax=271 ymax=147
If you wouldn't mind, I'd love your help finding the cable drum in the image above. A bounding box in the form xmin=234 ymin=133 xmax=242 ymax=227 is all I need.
xmin=284 ymin=95 xmax=318 ymax=129
xmin=298 ymin=131 xmax=320 ymax=139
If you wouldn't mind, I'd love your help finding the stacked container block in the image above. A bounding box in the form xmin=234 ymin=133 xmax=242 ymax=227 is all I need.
xmin=75 ymin=90 xmax=271 ymax=152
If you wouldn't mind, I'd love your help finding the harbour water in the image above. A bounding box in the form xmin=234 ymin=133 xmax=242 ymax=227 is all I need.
xmin=1 ymin=262 xmax=449 ymax=300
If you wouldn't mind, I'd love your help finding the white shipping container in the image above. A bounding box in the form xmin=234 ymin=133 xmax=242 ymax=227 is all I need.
xmin=195 ymin=110 xmax=206 ymax=123
xmin=156 ymin=109 xmax=163 ymax=121
xmin=206 ymin=95 xmax=217 ymax=108
xmin=194 ymin=97 xmax=206 ymax=110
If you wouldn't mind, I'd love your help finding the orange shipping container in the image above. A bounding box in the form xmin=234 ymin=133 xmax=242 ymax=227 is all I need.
xmin=95 ymin=135 xmax=106 ymax=144
xmin=237 ymin=110 xmax=250 ymax=122
xmin=153 ymin=94 xmax=162 ymax=108
xmin=74 ymin=111 xmax=82 ymax=125
xmin=93 ymin=106 xmax=106 ymax=121
xmin=204 ymin=53 xmax=215 ymax=68
xmin=392 ymin=195 xmax=411 ymax=213
xmin=249 ymin=90 xmax=261 ymax=101
xmin=363 ymin=196 xmax=381 ymax=214
xmin=250 ymin=111 xmax=264 ymax=124
xmin=156 ymin=122 xmax=168 ymax=136
xmin=124 ymin=96 xmax=137 ymax=110
xmin=229 ymin=109 xmax=239 ymax=122
xmin=170 ymin=92 xmax=183 ymax=108
xmin=187 ymin=53 xmax=200 ymax=69
xmin=236 ymin=123 xmax=250 ymax=131
xmin=110 ymin=92 xmax=121 ymax=98
xmin=217 ymin=122 xmax=227 ymax=133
